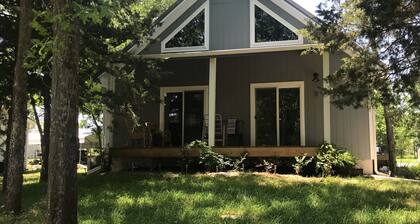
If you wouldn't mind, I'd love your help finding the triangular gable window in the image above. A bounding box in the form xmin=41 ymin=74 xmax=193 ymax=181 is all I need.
xmin=251 ymin=0 xmax=302 ymax=47
xmin=166 ymin=11 xmax=205 ymax=48
xmin=255 ymin=6 xmax=298 ymax=42
xmin=162 ymin=1 xmax=209 ymax=53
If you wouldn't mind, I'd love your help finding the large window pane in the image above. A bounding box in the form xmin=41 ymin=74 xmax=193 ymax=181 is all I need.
xmin=279 ymin=88 xmax=300 ymax=146
xmin=255 ymin=6 xmax=298 ymax=42
xmin=184 ymin=91 xmax=204 ymax=144
xmin=166 ymin=10 xmax=205 ymax=48
xmin=255 ymin=88 xmax=277 ymax=146
xmin=165 ymin=92 xmax=183 ymax=146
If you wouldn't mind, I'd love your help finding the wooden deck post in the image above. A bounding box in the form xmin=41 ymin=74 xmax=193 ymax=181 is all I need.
xmin=208 ymin=57 xmax=217 ymax=146
xmin=323 ymin=52 xmax=331 ymax=142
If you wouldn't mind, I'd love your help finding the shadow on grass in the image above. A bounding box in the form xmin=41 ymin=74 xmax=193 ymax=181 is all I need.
xmin=1 ymin=172 xmax=419 ymax=224
xmin=77 ymin=173 xmax=420 ymax=224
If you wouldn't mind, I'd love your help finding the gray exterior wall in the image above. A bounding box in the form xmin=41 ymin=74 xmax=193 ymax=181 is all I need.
xmin=329 ymin=52 xmax=374 ymax=162
xmin=142 ymin=0 xmax=308 ymax=54
xmin=216 ymin=51 xmax=323 ymax=146
xmin=114 ymin=51 xmax=325 ymax=147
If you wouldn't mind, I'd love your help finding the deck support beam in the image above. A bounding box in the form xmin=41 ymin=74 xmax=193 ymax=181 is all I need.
xmin=208 ymin=57 xmax=217 ymax=146
xmin=323 ymin=52 xmax=331 ymax=142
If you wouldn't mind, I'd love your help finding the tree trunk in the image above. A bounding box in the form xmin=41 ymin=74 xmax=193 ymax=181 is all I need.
xmin=384 ymin=106 xmax=397 ymax=176
xmin=4 ymin=0 xmax=32 ymax=214
xmin=47 ymin=0 xmax=80 ymax=223
xmin=30 ymin=95 xmax=49 ymax=183
xmin=30 ymin=95 xmax=44 ymax=140
xmin=2 ymin=106 xmax=13 ymax=193
xmin=91 ymin=113 xmax=102 ymax=150
xmin=40 ymin=84 xmax=51 ymax=182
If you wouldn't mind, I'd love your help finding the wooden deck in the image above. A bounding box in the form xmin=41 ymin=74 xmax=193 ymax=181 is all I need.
xmin=110 ymin=147 xmax=318 ymax=158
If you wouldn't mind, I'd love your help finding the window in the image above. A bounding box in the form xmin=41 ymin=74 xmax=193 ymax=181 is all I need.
xmin=160 ymin=86 xmax=209 ymax=146
xmin=250 ymin=82 xmax=306 ymax=147
xmin=250 ymin=0 xmax=303 ymax=47
xmin=161 ymin=1 xmax=209 ymax=53
xmin=255 ymin=6 xmax=298 ymax=42
xmin=165 ymin=11 xmax=205 ymax=48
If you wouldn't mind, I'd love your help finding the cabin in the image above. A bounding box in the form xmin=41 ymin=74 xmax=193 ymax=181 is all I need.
xmin=101 ymin=0 xmax=377 ymax=174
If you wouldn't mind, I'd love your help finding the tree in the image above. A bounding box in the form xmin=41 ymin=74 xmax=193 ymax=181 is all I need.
xmin=0 ymin=0 xmax=18 ymax=193
xmin=47 ymin=0 xmax=80 ymax=222
xmin=4 ymin=0 xmax=32 ymax=214
xmin=305 ymin=0 xmax=419 ymax=176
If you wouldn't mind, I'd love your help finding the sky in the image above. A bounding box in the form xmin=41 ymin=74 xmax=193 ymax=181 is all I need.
xmin=292 ymin=0 xmax=322 ymax=15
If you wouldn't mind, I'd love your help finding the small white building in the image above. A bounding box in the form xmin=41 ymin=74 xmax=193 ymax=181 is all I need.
xmin=25 ymin=128 xmax=95 ymax=161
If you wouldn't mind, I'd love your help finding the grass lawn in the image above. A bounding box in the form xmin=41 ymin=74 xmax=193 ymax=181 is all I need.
xmin=398 ymin=158 xmax=419 ymax=164
xmin=1 ymin=172 xmax=419 ymax=224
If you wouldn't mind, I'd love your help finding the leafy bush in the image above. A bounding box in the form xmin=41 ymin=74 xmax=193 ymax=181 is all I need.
xmin=293 ymin=154 xmax=313 ymax=175
xmin=256 ymin=160 xmax=277 ymax=173
xmin=315 ymin=143 xmax=356 ymax=177
xmin=185 ymin=141 xmax=246 ymax=172
xmin=396 ymin=164 xmax=420 ymax=180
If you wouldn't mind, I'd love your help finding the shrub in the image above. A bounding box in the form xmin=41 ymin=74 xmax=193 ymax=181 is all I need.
xmin=293 ymin=154 xmax=313 ymax=175
xmin=315 ymin=143 xmax=357 ymax=177
xmin=396 ymin=164 xmax=420 ymax=180
xmin=256 ymin=160 xmax=277 ymax=173
xmin=185 ymin=140 xmax=245 ymax=172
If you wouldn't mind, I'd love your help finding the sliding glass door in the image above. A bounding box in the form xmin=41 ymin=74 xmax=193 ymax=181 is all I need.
xmin=252 ymin=82 xmax=304 ymax=147
xmin=164 ymin=89 xmax=205 ymax=147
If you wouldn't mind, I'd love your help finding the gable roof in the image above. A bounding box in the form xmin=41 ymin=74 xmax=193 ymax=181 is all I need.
xmin=127 ymin=0 xmax=317 ymax=55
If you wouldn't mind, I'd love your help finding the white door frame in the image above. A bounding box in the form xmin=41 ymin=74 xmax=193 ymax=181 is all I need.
xmin=250 ymin=81 xmax=305 ymax=147
xmin=160 ymin=85 xmax=209 ymax=145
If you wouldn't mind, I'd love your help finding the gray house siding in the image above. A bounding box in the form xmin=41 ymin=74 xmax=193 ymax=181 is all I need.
xmin=217 ymin=51 xmax=323 ymax=146
xmin=210 ymin=0 xmax=250 ymax=50
xmin=329 ymin=52 xmax=373 ymax=162
xmin=113 ymin=51 xmax=325 ymax=147
xmin=142 ymin=0 xmax=309 ymax=54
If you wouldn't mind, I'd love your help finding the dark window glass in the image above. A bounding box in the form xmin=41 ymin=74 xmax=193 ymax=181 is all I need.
xmin=184 ymin=91 xmax=204 ymax=144
xmin=165 ymin=92 xmax=183 ymax=146
xmin=255 ymin=6 xmax=298 ymax=42
xmin=255 ymin=88 xmax=277 ymax=146
xmin=279 ymin=88 xmax=300 ymax=146
xmin=165 ymin=11 xmax=205 ymax=48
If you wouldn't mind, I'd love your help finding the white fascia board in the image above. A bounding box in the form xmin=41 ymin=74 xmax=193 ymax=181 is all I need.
xmin=143 ymin=44 xmax=320 ymax=59
xmin=271 ymin=0 xmax=311 ymax=25
xmin=128 ymin=0 xmax=198 ymax=55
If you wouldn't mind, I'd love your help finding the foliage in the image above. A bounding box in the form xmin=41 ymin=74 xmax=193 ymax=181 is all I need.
xmin=293 ymin=154 xmax=313 ymax=175
xmin=256 ymin=160 xmax=277 ymax=173
xmin=304 ymin=0 xmax=419 ymax=109
xmin=396 ymin=164 xmax=420 ymax=180
xmin=185 ymin=141 xmax=247 ymax=172
xmin=315 ymin=143 xmax=356 ymax=177
xmin=1 ymin=172 xmax=420 ymax=223
xmin=376 ymin=104 xmax=419 ymax=158
xmin=186 ymin=141 xmax=230 ymax=172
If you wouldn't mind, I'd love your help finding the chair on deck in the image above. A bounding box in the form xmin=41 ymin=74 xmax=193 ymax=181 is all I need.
xmin=202 ymin=114 xmax=225 ymax=146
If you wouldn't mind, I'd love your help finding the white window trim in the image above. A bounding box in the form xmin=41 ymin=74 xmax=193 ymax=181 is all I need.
xmin=161 ymin=0 xmax=210 ymax=53
xmin=250 ymin=81 xmax=306 ymax=147
xmin=159 ymin=85 xmax=209 ymax=145
xmin=250 ymin=0 xmax=304 ymax=48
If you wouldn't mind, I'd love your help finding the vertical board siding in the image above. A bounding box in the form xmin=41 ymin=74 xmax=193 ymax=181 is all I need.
xmin=210 ymin=0 xmax=250 ymax=50
xmin=115 ymin=51 xmax=325 ymax=147
xmin=217 ymin=51 xmax=323 ymax=146
xmin=329 ymin=52 xmax=372 ymax=160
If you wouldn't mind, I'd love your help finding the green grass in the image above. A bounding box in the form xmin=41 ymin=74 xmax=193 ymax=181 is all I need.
xmin=1 ymin=172 xmax=419 ymax=224
xmin=397 ymin=158 xmax=419 ymax=164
